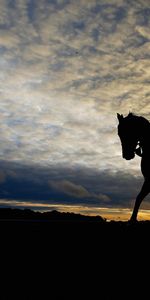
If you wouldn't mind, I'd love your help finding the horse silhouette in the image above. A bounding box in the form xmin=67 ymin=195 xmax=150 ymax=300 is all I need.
xmin=117 ymin=112 xmax=150 ymax=222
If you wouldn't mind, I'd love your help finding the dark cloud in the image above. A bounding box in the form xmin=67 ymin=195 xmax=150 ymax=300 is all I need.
xmin=0 ymin=160 xmax=143 ymax=210
xmin=8 ymin=0 xmax=16 ymax=9
xmin=0 ymin=46 xmax=7 ymax=54
xmin=27 ymin=0 xmax=37 ymax=22
xmin=91 ymin=4 xmax=126 ymax=20
xmin=136 ymin=8 xmax=150 ymax=26
xmin=90 ymin=4 xmax=126 ymax=33
xmin=56 ymin=45 xmax=79 ymax=58
xmin=47 ymin=0 xmax=70 ymax=11
xmin=91 ymin=28 xmax=101 ymax=42
xmin=126 ymin=33 xmax=148 ymax=49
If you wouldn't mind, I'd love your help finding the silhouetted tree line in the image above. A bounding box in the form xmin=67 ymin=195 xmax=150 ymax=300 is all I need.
xmin=0 ymin=208 xmax=105 ymax=222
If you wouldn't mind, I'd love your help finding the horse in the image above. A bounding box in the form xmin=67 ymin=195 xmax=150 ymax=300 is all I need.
xmin=117 ymin=112 xmax=150 ymax=222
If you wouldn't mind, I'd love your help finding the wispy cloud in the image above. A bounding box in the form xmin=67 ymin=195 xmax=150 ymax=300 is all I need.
xmin=49 ymin=179 xmax=110 ymax=201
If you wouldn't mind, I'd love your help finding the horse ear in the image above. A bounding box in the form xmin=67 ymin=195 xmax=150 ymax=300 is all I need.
xmin=117 ymin=113 xmax=123 ymax=122
xmin=128 ymin=111 xmax=133 ymax=117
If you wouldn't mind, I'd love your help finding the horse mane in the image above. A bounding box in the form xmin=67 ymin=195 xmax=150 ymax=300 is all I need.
xmin=126 ymin=112 xmax=150 ymax=125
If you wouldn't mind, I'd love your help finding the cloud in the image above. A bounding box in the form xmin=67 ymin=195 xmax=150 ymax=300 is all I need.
xmin=0 ymin=171 xmax=6 ymax=183
xmin=49 ymin=180 xmax=91 ymax=198
xmin=0 ymin=160 xmax=142 ymax=208
xmin=49 ymin=179 xmax=111 ymax=201
xmin=135 ymin=25 xmax=150 ymax=40
xmin=0 ymin=30 xmax=20 ymax=48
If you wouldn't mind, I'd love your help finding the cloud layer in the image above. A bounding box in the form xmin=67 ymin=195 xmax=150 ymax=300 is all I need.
xmin=0 ymin=160 xmax=145 ymax=212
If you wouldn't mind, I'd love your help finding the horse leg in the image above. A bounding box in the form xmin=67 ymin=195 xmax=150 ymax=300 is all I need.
xmin=130 ymin=180 xmax=150 ymax=222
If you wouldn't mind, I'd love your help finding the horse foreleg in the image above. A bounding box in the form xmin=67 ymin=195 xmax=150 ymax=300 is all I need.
xmin=130 ymin=180 xmax=150 ymax=222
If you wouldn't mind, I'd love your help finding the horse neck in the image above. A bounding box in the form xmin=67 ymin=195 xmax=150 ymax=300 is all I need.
xmin=139 ymin=122 xmax=150 ymax=152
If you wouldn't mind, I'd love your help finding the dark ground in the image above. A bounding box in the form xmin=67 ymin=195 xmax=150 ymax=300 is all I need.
xmin=0 ymin=207 xmax=149 ymax=248
xmin=0 ymin=209 xmax=149 ymax=299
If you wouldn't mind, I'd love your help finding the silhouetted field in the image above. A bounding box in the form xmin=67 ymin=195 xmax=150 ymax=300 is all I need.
xmin=0 ymin=207 xmax=105 ymax=222
xmin=0 ymin=208 xmax=149 ymax=240
xmin=0 ymin=208 xmax=148 ymax=299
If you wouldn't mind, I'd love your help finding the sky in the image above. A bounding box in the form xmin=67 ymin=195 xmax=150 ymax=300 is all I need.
xmin=1 ymin=0 xmax=150 ymax=220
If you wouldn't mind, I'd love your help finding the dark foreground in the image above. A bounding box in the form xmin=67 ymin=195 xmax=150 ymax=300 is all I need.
xmin=1 ymin=208 xmax=150 ymax=252
xmin=0 ymin=209 xmax=149 ymax=298
xmin=0 ymin=207 xmax=150 ymax=241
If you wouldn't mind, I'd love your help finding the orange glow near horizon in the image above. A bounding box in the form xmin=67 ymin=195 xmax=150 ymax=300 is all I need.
xmin=0 ymin=199 xmax=150 ymax=221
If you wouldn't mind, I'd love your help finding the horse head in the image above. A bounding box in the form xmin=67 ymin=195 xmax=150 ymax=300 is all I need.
xmin=117 ymin=112 xmax=139 ymax=160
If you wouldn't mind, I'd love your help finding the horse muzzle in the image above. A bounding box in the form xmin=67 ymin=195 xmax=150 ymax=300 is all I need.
xmin=123 ymin=152 xmax=135 ymax=160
